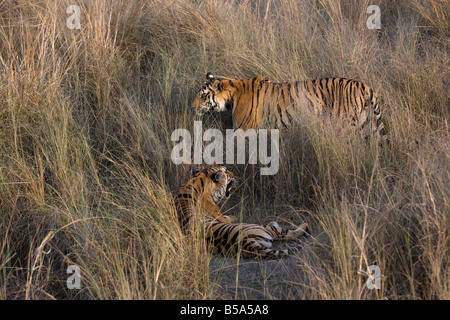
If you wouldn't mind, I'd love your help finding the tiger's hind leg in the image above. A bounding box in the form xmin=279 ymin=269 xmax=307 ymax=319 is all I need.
xmin=241 ymin=239 xmax=283 ymax=259
xmin=265 ymin=222 xmax=309 ymax=240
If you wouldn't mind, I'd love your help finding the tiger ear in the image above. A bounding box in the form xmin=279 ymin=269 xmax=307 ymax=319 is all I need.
xmin=206 ymin=72 xmax=215 ymax=83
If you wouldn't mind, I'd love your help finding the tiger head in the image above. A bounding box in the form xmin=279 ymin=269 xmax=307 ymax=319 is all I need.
xmin=190 ymin=166 xmax=236 ymax=203
xmin=192 ymin=73 xmax=233 ymax=116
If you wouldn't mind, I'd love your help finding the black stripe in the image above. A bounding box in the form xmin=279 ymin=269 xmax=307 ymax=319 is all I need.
xmin=175 ymin=193 xmax=193 ymax=199
xmin=229 ymin=227 xmax=243 ymax=245
xmin=245 ymin=234 xmax=271 ymax=242
xmin=242 ymin=78 xmax=257 ymax=129
xmin=212 ymin=223 xmax=230 ymax=239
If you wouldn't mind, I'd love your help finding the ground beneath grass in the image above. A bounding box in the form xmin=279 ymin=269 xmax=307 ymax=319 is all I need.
xmin=209 ymin=238 xmax=314 ymax=299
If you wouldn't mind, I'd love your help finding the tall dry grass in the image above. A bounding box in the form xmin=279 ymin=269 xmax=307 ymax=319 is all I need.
xmin=0 ymin=0 xmax=448 ymax=299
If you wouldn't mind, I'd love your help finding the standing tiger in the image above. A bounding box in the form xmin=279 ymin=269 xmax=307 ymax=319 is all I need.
xmin=174 ymin=166 xmax=309 ymax=258
xmin=192 ymin=73 xmax=387 ymax=141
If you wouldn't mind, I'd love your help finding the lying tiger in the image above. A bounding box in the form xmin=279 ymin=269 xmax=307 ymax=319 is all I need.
xmin=192 ymin=73 xmax=387 ymax=142
xmin=174 ymin=166 xmax=309 ymax=259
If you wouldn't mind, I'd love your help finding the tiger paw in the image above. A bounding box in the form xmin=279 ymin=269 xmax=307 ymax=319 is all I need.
xmin=289 ymin=223 xmax=309 ymax=238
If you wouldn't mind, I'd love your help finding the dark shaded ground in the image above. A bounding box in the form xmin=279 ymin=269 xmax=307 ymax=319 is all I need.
xmin=209 ymin=238 xmax=314 ymax=299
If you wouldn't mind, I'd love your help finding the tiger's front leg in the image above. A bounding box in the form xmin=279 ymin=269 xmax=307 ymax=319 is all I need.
xmin=201 ymin=200 xmax=236 ymax=223
xmin=241 ymin=239 xmax=274 ymax=258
